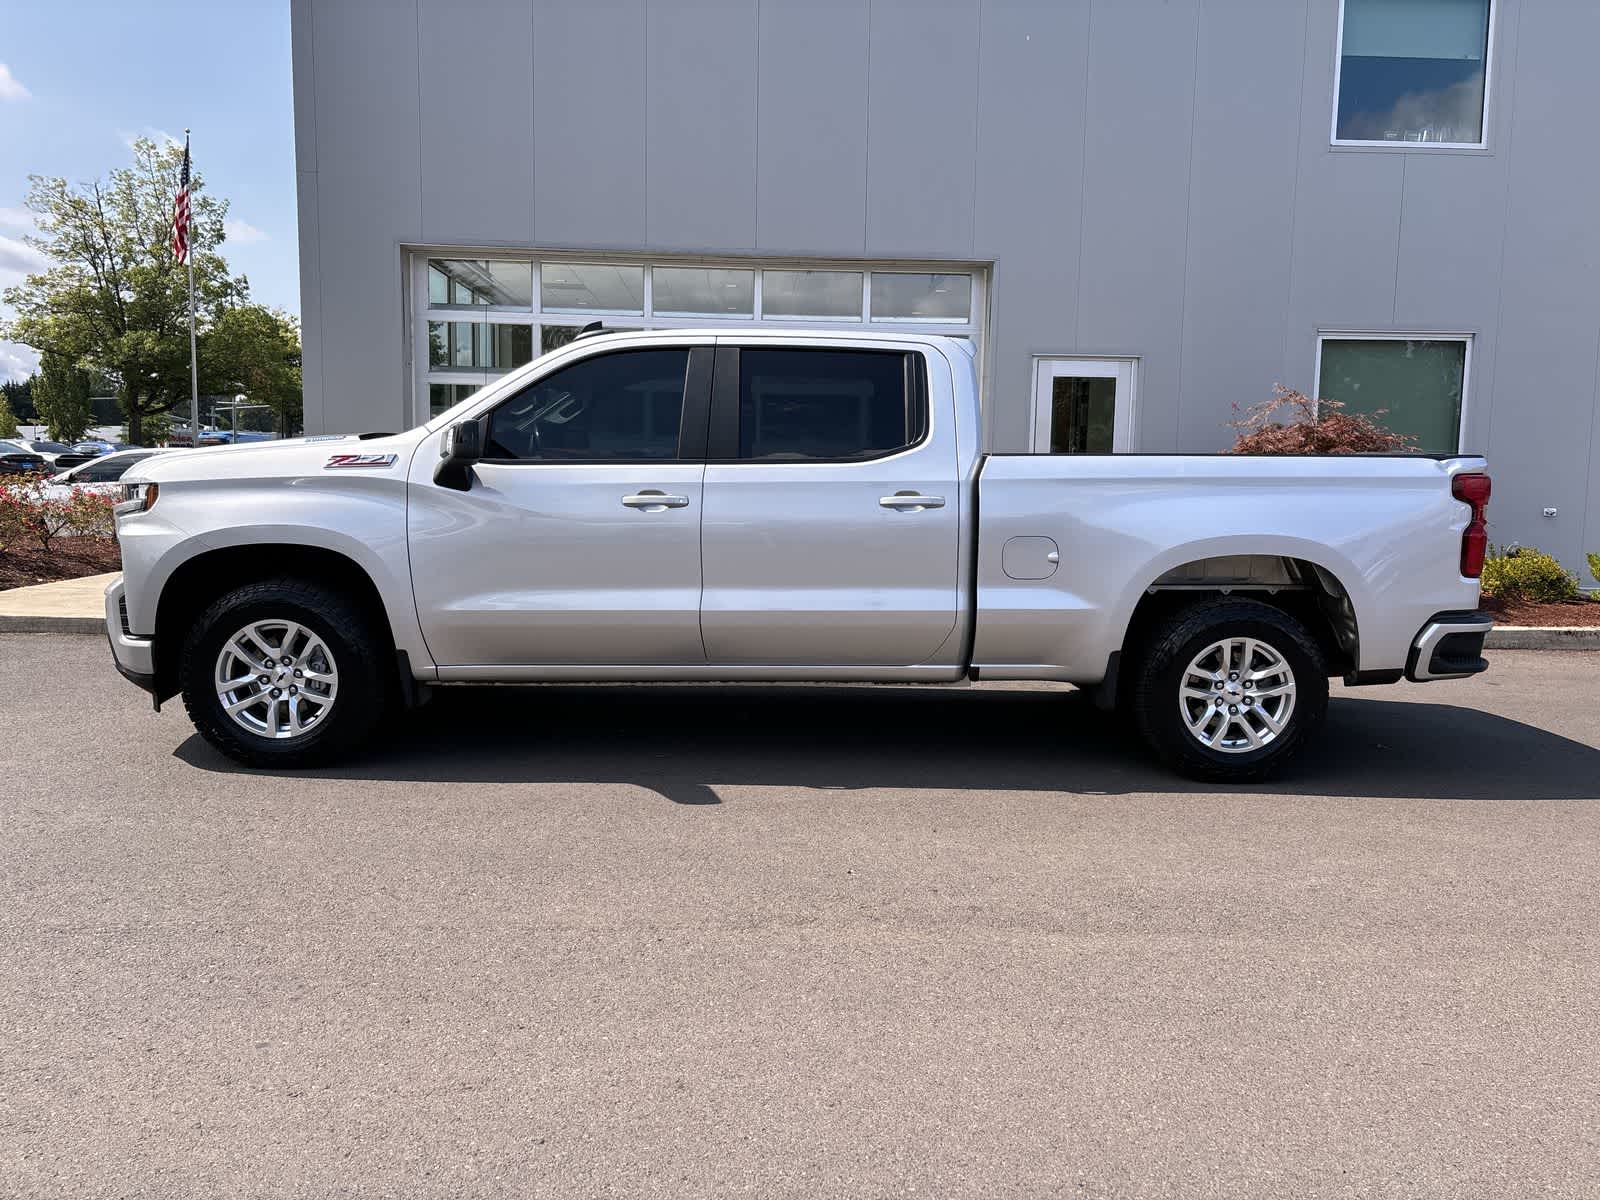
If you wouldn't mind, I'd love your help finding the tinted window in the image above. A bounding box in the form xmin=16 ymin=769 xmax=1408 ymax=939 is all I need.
xmin=485 ymin=349 xmax=688 ymax=461
xmin=738 ymin=349 xmax=917 ymax=460
xmin=74 ymin=454 xmax=153 ymax=482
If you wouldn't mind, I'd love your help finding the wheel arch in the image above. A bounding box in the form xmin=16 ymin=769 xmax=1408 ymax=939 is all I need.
xmin=151 ymin=542 xmax=407 ymax=704
xmin=1114 ymin=546 xmax=1363 ymax=688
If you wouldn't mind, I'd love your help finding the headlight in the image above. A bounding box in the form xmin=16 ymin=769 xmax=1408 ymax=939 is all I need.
xmin=114 ymin=481 xmax=159 ymax=516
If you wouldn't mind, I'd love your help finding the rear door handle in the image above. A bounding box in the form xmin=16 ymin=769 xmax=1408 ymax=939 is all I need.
xmin=879 ymin=493 xmax=946 ymax=511
xmin=622 ymin=491 xmax=690 ymax=511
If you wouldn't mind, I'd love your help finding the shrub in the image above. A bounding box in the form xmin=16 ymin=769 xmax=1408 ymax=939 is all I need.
xmin=0 ymin=477 xmax=116 ymax=553
xmin=1228 ymin=385 xmax=1416 ymax=455
xmin=1588 ymin=551 xmax=1600 ymax=586
xmin=1481 ymin=545 xmax=1580 ymax=604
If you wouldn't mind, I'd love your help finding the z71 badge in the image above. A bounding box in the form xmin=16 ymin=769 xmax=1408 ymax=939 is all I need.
xmin=324 ymin=453 xmax=397 ymax=469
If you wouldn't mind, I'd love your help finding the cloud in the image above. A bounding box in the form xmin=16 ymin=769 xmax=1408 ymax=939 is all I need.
xmin=119 ymin=126 xmax=182 ymax=151
xmin=0 ymin=64 xmax=30 ymax=102
xmin=0 ymin=233 xmax=48 ymax=281
xmin=224 ymin=217 xmax=267 ymax=245
xmin=0 ymin=341 xmax=39 ymax=383
xmin=0 ymin=207 xmax=37 ymax=232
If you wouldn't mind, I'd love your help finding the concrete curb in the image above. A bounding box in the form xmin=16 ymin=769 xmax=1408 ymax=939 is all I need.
xmin=1485 ymin=626 xmax=1600 ymax=650
xmin=0 ymin=614 xmax=107 ymax=634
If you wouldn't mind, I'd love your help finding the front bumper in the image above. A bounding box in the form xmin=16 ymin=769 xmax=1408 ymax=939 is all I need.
xmin=104 ymin=576 xmax=158 ymax=699
xmin=1406 ymin=610 xmax=1494 ymax=681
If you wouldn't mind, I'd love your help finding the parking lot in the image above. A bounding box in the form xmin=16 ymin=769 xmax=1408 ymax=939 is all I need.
xmin=3 ymin=634 xmax=1599 ymax=1197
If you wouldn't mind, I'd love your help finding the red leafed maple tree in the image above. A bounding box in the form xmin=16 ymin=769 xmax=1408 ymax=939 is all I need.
xmin=1228 ymin=385 xmax=1416 ymax=455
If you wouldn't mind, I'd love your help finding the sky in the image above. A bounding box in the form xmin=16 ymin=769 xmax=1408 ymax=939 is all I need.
xmin=0 ymin=0 xmax=297 ymax=382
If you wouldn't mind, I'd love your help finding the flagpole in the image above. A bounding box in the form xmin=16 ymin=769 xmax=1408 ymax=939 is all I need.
xmin=186 ymin=130 xmax=199 ymax=446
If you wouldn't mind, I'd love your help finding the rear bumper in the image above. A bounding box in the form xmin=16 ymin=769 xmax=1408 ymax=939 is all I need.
xmin=104 ymin=576 xmax=157 ymax=697
xmin=1406 ymin=610 xmax=1494 ymax=681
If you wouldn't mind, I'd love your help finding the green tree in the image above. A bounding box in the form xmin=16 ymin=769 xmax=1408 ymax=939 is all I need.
xmin=32 ymin=351 xmax=95 ymax=442
xmin=201 ymin=304 xmax=303 ymax=436
xmin=1 ymin=375 xmax=35 ymax=423
xmin=0 ymin=392 xmax=17 ymax=438
xmin=0 ymin=137 xmax=247 ymax=443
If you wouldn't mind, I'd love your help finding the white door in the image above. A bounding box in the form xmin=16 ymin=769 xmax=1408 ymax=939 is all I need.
xmin=1031 ymin=357 xmax=1137 ymax=453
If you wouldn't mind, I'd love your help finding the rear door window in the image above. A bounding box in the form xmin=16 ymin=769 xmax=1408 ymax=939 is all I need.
xmin=735 ymin=349 xmax=923 ymax=461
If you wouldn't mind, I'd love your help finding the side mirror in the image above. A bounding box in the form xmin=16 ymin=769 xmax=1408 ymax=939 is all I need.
xmin=433 ymin=418 xmax=484 ymax=491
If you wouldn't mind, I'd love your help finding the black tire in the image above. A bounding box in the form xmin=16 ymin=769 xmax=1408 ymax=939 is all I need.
xmin=179 ymin=577 xmax=392 ymax=768
xmin=1130 ymin=598 xmax=1328 ymax=784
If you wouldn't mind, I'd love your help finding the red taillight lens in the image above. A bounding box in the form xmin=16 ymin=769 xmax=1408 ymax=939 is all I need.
xmin=1452 ymin=473 xmax=1491 ymax=578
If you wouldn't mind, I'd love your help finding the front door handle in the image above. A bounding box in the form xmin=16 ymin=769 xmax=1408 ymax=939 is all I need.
xmin=622 ymin=491 xmax=690 ymax=511
xmin=879 ymin=492 xmax=946 ymax=511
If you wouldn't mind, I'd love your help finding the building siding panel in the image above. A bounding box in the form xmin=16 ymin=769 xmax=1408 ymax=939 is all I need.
xmin=1075 ymin=0 xmax=1200 ymax=450
xmin=309 ymin=0 xmax=422 ymax=433
xmin=418 ymin=0 xmax=535 ymax=246
xmin=532 ymin=0 xmax=647 ymax=248
xmin=645 ymin=0 xmax=758 ymax=250
xmin=755 ymin=0 xmax=870 ymax=255
xmin=864 ymin=0 xmax=980 ymax=258
xmin=973 ymin=0 xmax=1089 ymax=452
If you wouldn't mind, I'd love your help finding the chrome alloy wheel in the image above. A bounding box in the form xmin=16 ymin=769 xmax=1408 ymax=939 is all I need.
xmin=214 ymin=619 xmax=339 ymax=740
xmin=1178 ymin=636 xmax=1297 ymax=755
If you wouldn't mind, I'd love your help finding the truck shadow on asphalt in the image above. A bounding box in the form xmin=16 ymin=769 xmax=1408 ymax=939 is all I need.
xmin=174 ymin=683 xmax=1600 ymax=803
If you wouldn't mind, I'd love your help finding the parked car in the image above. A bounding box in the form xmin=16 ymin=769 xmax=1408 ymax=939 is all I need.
xmin=0 ymin=439 xmax=49 ymax=476
xmin=53 ymin=440 xmax=133 ymax=470
xmin=22 ymin=439 xmax=73 ymax=466
xmin=106 ymin=329 xmax=1495 ymax=781
xmin=45 ymin=449 xmax=168 ymax=498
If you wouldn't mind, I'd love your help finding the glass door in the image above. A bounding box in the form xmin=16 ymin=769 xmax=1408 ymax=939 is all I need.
xmin=1031 ymin=357 xmax=1137 ymax=453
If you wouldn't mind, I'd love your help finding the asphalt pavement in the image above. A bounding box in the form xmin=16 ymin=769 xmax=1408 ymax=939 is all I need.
xmin=3 ymin=634 xmax=1599 ymax=1198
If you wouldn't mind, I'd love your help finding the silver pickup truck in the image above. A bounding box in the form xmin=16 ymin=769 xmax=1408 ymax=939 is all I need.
xmin=107 ymin=329 xmax=1493 ymax=781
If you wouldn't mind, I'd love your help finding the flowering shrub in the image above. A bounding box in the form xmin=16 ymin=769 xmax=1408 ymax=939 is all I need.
xmin=1229 ymin=386 xmax=1416 ymax=455
xmin=0 ymin=477 xmax=116 ymax=554
xmin=1481 ymin=545 xmax=1579 ymax=604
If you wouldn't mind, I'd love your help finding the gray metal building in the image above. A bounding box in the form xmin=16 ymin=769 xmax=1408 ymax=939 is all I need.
xmin=291 ymin=0 xmax=1600 ymax=579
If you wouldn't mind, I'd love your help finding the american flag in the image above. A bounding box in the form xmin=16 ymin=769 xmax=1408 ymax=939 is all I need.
xmin=171 ymin=134 xmax=191 ymax=264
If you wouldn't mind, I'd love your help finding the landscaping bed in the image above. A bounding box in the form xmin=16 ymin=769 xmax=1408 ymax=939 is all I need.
xmin=0 ymin=536 xmax=121 ymax=591
xmin=1481 ymin=594 xmax=1600 ymax=628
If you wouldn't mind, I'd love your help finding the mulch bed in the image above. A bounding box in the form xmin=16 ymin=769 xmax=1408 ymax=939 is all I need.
xmin=0 ymin=538 xmax=122 ymax=591
xmin=1481 ymin=594 xmax=1600 ymax=627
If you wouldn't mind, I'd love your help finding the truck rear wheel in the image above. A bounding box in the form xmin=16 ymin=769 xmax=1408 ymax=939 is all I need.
xmin=1130 ymin=598 xmax=1328 ymax=783
xmin=179 ymin=577 xmax=391 ymax=768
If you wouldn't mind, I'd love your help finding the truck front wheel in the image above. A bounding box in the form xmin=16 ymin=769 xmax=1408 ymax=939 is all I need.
xmin=1130 ymin=598 xmax=1328 ymax=783
xmin=178 ymin=577 xmax=391 ymax=768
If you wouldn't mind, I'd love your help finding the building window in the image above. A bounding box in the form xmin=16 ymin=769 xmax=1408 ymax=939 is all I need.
xmin=414 ymin=253 xmax=985 ymax=421
xmin=1316 ymin=335 xmax=1469 ymax=453
xmin=1333 ymin=0 xmax=1493 ymax=147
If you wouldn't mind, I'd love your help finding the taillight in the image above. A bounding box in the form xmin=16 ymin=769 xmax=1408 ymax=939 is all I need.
xmin=1452 ymin=472 xmax=1491 ymax=578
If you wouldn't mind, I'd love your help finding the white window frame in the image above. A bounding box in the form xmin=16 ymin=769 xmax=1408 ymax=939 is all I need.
xmin=1330 ymin=0 xmax=1498 ymax=151
xmin=405 ymin=248 xmax=988 ymax=427
xmin=1313 ymin=331 xmax=1476 ymax=453
xmin=1028 ymin=355 xmax=1140 ymax=454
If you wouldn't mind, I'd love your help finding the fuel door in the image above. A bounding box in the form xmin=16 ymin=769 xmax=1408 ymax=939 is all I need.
xmin=1002 ymin=536 xmax=1060 ymax=581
